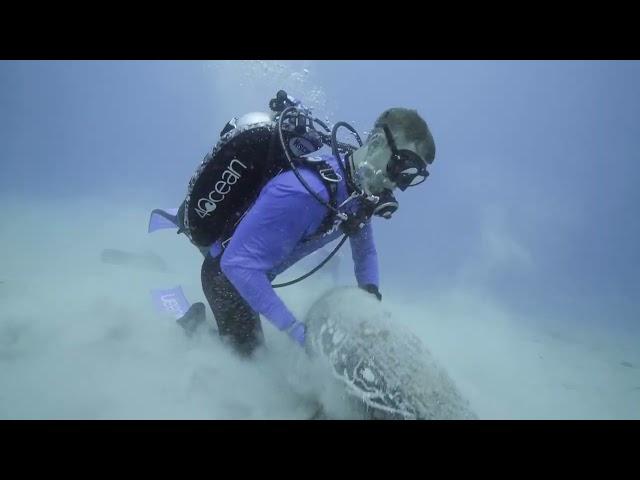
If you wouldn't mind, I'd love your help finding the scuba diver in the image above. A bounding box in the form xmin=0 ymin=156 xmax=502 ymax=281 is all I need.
xmin=151 ymin=91 xmax=436 ymax=357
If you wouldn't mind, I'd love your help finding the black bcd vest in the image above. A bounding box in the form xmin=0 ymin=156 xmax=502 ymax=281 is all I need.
xmin=178 ymin=122 xmax=342 ymax=248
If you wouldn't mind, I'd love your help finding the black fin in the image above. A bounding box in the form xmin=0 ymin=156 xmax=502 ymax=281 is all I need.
xmin=176 ymin=302 xmax=206 ymax=337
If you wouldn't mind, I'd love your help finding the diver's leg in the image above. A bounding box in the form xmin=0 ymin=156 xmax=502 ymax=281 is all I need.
xmin=200 ymin=254 xmax=264 ymax=357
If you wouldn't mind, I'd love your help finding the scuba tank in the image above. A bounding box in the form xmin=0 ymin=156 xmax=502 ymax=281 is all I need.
xmin=181 ymin=102 xmax=323 ymax=248
xmin=181 ymin=113 xmax=282 ymax=247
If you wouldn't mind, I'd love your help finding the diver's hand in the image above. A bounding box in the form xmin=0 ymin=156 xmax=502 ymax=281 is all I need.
xmin=287 ymin=321 xmax=306 ymax=347
xmin=361 ymin=284 xmax=382 ymax=302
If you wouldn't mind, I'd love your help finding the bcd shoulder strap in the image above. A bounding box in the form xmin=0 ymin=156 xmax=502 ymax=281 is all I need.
xmin=300 ymin=157 xmax=342 ymax=238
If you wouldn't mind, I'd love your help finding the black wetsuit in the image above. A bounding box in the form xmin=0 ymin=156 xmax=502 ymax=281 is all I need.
xmin=200 ymin=254 xmax=266 ymax=357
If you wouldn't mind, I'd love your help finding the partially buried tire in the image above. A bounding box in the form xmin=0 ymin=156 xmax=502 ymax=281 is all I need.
xmin=304 ymin=287 xmax=477 ymax=420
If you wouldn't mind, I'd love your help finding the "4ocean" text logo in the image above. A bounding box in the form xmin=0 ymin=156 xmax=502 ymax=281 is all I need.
xmin=195 ymin=158 xmax=247 ymax=219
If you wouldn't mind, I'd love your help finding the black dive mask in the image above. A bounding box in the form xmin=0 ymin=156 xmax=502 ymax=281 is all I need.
xmin=382 ymin=124 xmax=429 ymax=192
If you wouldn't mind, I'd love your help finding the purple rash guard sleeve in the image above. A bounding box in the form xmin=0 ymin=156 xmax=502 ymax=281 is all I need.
xmin=349 ymin=221 xmax=379 ymax=288
xmin=220 ymin=179 xmax=328 ymax=332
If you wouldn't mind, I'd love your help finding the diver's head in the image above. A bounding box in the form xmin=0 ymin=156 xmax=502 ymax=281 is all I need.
xmin=351 ymin=108 xmax=435 ymax=195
